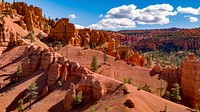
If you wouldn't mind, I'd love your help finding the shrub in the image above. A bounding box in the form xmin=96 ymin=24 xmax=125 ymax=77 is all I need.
xmin=141 ymin=84 xmax=152 ymax=93
xmin=28 ymin=32 xmax=35 ymax=43
xmin=122 ymin=77 xmax=132 ymax=84
xmin=89 ymin=107 xmax=96 ymax=112
xmin=73 ymin=91 xmax=83 ymax=107
xmin=194 ymin=103 xmax=199 ymax=112
xmin=17 ymin=99 xmax=24 ymax=112
xmin=162 ymin=91 xmax=171 ymax=100
xmin=91 ymin=55 xmax=98 ymax=72
xmin=17 ymin=64 xmax=22 ymax=81
xmin=37 ymin=32 xmax=43 ymax=40
xmin=103 ymin=51 xmax=108 ymax=64
xmin=27 ymin=81 xmax=38 ymax=108
xmin=171 ymin=83 xmax=181 ymax=102
xmin=104 ymin=106 xmax=110 ymax=112
xmin=57 ymin=81 xmax=62 ymax=87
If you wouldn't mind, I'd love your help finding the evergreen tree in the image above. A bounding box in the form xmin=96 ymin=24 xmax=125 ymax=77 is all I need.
xmin=17 ymin=99 xmax=24 ymax=112
xmin=91 ymin=55 xmax=98 ymax=72
xmin=73 ymin=91 xmax=83 ymax=107
xmin=171 ymin=83 xmax=181 ymax=102
xmin=141 ymin=84 xmax=152 ymax=93
xmin=103 ymin=51 xmax=108 ymax=64
xmin=27 ymin=81 xmax=38 ymax=109
xmin=122 ymin=77 xmax=132 ymax=84
xmin=28 ymin=32 xmax=35 ymax=43
xmin=55 ymin=17 xmax=59 ymax=22
xmin=162 ymin=91 xmax=171 ymax=100
xmin=17 ymin=64 xmax=22 ymax=82
xmin=104 ymin=106 xmax=110 ymax=112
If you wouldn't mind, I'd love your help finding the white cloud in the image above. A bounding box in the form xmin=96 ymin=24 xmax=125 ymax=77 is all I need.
xmin=189 ymin=17 xmax=198 ymax=22
xmin=89 ymin=18 xmax=135 ymax=30
xmin=69 ymin=14 xmax=76 ymax=20
xmin=177 ymin=6 xmax=200 ymax=15
xmin=89 ymin=4 xmax=177 ymax=30
xmin=99 ymin=14 xmax=103 ymax=18
xmin=135 ymin=4 xmax=177 ymax=24
xmin=75 ymin=24 xmax=85 ymax=29
xmin=105 ymin=4 xmax=139 ymax=19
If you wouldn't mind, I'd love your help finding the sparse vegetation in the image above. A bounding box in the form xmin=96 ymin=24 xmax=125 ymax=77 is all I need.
xmin=156 ymin=80 xmax=164 ymax=96
xmin=37 ymin=32 xmax=43 ymax=40
xmin=54 ymin=41 xmax=62 ymax=51
xmin=140 ymin=84 xmax=152 ymax=93
xmin=122 ymin=77 xmax=132 ymax=84
xmin=55 ymin=17 xmax=59 ymax=22
xmin=17 ymin=99 xmax=24 ymax=112
xmin=17 ymin=64 xmax=22 ymax=82
xmin=145 ymin=54 xmax=152 ymax=68
xmin=28 ymin=32 xmax=35 ymax=43
xmin=91 ymin=55 xmax=98 ymax=72
xmin=89 ymin=107 xmax=96 ymax=112
xmin=103 ymin=51 xmax=108 ymax=64
xmin=27 ymin=81 xmax=38 ymax=109
xmin=194 ymin=103 xmax=199 ymax=112
xmin=163 ymin=103 xmax=168 ymax=112
xmin=171 ymin=83 xmax=181 ymax=102
xmin=162 ymin=91 xmax=171 ymax=100
xmin=104 ymin=106 xmax=110 ymax=112
xmin=91 ymin=42 xmax=97 ymax=49
xmin=73 ymin=91 xmax=83 ymax=107
xmin=57 ymin=81 xmax=62 ymax=87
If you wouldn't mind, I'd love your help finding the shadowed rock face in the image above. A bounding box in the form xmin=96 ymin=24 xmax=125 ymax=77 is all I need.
xmin=134 ymin=37 xmax=200 ymax=52
xmin=20 ymin=45 xmax=106 ymax=111
xmin=12 ymin=2 xmax=54 ymax=33
xmin=182 ymin=53 xmax=200 ymax=107
xmin=0 ymin=19 xmax=24 ymax=54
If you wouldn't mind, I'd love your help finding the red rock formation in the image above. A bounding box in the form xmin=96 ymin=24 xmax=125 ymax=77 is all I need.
xmin=63 ymin=83 xmax=76 ymax=111
xmin=47 ymin=62 xmax=62 ymax=86
xmin=34 ymin=7 xmax=42 ymax=17
xmin=0 ymin=19 xmax=24 ymax=54
xmin=13 ymin=2 xmax=28 ymax=16
xmin=182 ymin=54 xmax=200 ymax=107
xmin=23 ymin=11 xmax=34 ymax=31
xmin=40 ymin=48 xmax=54 ymax=70
xmin=50 ymin=18 xmax=75 ymax=41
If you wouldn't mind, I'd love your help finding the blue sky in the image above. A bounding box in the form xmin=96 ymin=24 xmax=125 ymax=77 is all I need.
xmin=5 ymin=0 xmax=200 ymax=30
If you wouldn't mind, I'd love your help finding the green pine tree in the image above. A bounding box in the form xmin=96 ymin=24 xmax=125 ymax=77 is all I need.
xmin=103 ymin=51 xmax=108 ymax=64
xmin=73 ymin=91 xmax=83 ymax=107
xmin=17 ymin=99 xmax=24 ymax=112
xmin=91 ymin=55 xmax=98 ymax=72
xmin=171 ymin=83 xmax=181 ymax=102
xmin=27 ymin=81 xmax=38 ymax=109
xmin=28 ymin=32 xmax=35 ymax=43
xmin=162 ymin=91 xmax=171 ymax=100
xmin=17 ymin=64 xmax=22 ymax=82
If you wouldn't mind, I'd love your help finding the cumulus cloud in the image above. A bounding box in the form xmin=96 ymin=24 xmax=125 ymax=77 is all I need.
xmin=177 ymin=6 xmax=200 ymax=15
xmin=69 ymin=14 xmax=76 ymax=20
xmin=75 ymin=24 xmax=85 ymax=29
xmin=89 ymin=18 xmax=135 ymax=30
xmin=89 ymin=4 xmax=177 ymax=29
xmin=189 ymin=17 xmax=198 ymax=22
xmin=99 ymin=14 xmax=103 ymax=18
xmin=135 ymin=4 xmax=177 ymax=24
xmin=105 ymin=4 xmax=139 ymax=19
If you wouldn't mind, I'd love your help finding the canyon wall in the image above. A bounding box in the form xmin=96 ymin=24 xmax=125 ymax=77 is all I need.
xmin=12 ymin=2 xmax=54 ymax=33
xmin=20 ymin=45 xmax=106 ymax=111
xmin=182 ymin=54 xmax=200 ymax=107
xmin=0 ymin=19 xmax=24 ymax=54
xmin=134 ymin=37 xmax=200 ymax=52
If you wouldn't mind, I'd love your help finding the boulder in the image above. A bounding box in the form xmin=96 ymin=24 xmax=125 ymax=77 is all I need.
xmin=47 ymin=62 xmax=62 ymax=86
xmin=63 ymin=83 xmax=76 ymax=111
